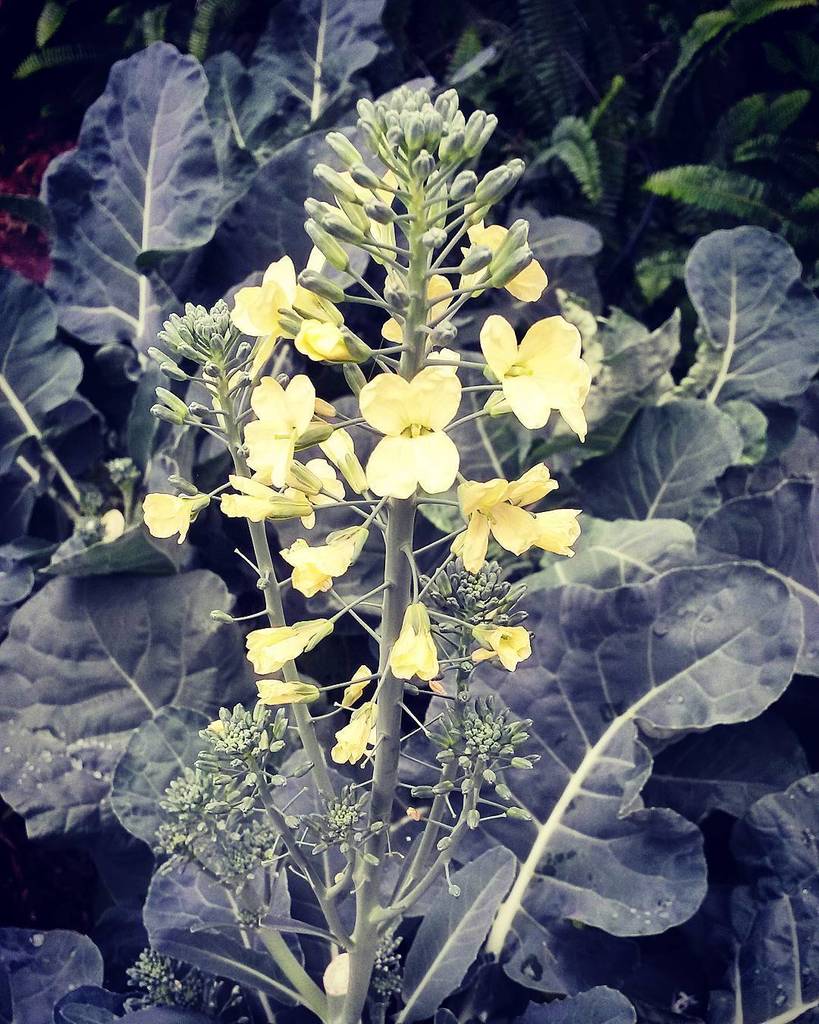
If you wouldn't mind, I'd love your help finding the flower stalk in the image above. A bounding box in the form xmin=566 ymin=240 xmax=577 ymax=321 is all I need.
xmin=142 ymin=84 xmax=591 ymax=1024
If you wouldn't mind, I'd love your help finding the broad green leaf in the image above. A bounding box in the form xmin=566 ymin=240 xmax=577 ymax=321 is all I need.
xmin=144 ymin=861 xmax=299 ymax=1006
xmin=0 ymin=929 xmax=103 ymax=1024
xmin=111 ymin=706 xmax=209 ymax=845
xmin=529 ymin=517 xmax=696 ymax=591
xmin=698 ymin=479 xmax=819 ymax=673
xmin=0 ymin=269 xmax=82 ymax=474
xmin=685 ymin=226 xmax=819 ymax=403
xmin=518 ymin=986 xmax=636 ymax=1024
xmin=502 ymin=912 xmax=637 ymax=997
xmin=574 ymin=400 xmax=743 ymax=521
xmin=478 ymin=563 xmax=801 ymax=957
xmin=250 ymin=0 xmax=386 ymax=131
xmin=710 ymin=774 xmax=819 ymax=1024
xmin=645 ymin=712 xmax=810 ymax=823
xmin=399 ymin=847 xmax=516 ymax=1023
xmin=43 ymin=43 xmax=222 ymax=351
xmin=720 ymin=399 xmax=768 ymax=463
xmin=555 ymin=308 xmax=679 ymax=465
xmin=0 ymin=571 xmax=250 ymax=838
xmin=44 ymin=523 xmax=182 ymax=577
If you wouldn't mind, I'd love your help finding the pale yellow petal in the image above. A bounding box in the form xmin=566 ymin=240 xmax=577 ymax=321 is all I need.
xmin=410 ymin=366 xmax=462 ymax=430
xmin=505 ymin=258 xmax=548 ymax=302
xmin=489 ymin=502 xmax=539 ymax=555
xmin=413 ymin=432 xmax=460 ymax=495
xmin=532 ymin=509 xmax=582 ymax=556
xmin=366 ymin=436 xmax=419 ymax=499
xmin=504 ymin=464 xmax=559 ymax=507
xmin=461 ymin=512 xmax=491 ymax=572
xmin=502 ymin=375 xmax=553 ymax=430
xmin=480 ymin=315 xmax=519 ymax=379
xmin=359 ymin=374 xmax=414 ymax=435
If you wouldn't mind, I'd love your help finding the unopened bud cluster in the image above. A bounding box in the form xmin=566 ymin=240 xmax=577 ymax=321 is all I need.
xmin=126 ymin=948 xmax=245 ymax=1020
xmin=414 ymin=698 xmax=536 ymax=824
xmin=149 ymin=300 xmax=251 ymax=425
xmin=298 ymin=783 xmax=369 ymax=856
xmin=424 ymin=558 xmax=527 ymax=627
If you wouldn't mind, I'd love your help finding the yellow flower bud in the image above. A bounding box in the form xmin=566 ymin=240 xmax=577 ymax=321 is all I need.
xmin=319 ymin=429 xmax=368 ymax=494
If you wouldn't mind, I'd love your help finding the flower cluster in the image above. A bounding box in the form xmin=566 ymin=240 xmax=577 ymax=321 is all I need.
xmin=139 ymin=83 xmax=592 ymax=1021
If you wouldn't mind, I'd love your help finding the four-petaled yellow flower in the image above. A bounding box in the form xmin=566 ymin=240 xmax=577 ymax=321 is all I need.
xmin=381 ymin=275 xmax=452 ymax=342
xmin=220 ymin=475 xmax=313 ymax=522
xmin=359 ymin=366 xmax=461 ymax=498
xmin=462 ymin=221 xmax=548 ymax=302
xmin=390 ymin=603 xmax=439 ymax=681
xmin=332 ymin=700 xmax=377 ymax=765
xmin=341 ymin=664 xmax=373 ymax=708
xmin=246 ymin=619 xmax=333 ymax=674
xmin=143 ymin=492 xmax=209 ymax=544
xmin=480 ymin=314 xmax=591 ymax=437
xmin=256 ymin=679 xmax=321 ymax=704
xmin=244 ymin=375 xmax=316 ymax=488
xmin=231 ymin=250 xmax=343 ymax=376
xmin=281 ymin=527 xmax=368 ymax=597
xmin=472 ymin=624 xmax=532 ymax=671
xmin=453 ymin=465 xmax=559 ymax=572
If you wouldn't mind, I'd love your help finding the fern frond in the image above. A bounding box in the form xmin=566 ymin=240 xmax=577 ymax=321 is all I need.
xmin=542 ymin=116 xmax=603 ymax=204
xmin=644 ymin=165 xmax=780 ymax=223
xmin=13 ymin=42 xmax=111 ymax=79
xmin=188 ymin=0 xmax=242 ymax=61
xmin=35 ymin=0 xmax=65 ymax=47
xmin=651 ymin=0 xmax=816 ymax=131
xmin=516 ymin=0 xmax=585 ymax=128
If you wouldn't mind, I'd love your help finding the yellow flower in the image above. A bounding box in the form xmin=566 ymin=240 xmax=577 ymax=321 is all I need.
xmin=246 ymin=619 xmax=333 ymax=674
xmin=453 ymin=465 xmax=559 ymax=572
xmin=532 ymin=508 xmax=582 ymax=556
xmin=256 ymin=679 xmax=320 ymax=704
xmin=381 ymin=275 xmax=452 ymax=342
xmin=231 ymin=256 xmax=297 ymax=338
xmin=142 ymin=492 xmax=209 ymax=544
xmin=390 ymin=603 xmax=438 ymax=681
xmin=472 ymin=624 xmax=532 ymax=671
xmin=480 ymin=315 xmax=591 ymax=436
xmin=462 ymin=221 xmax=548 ymax=302
xmin=319 ymin=429 xmax=367 ymax=494
xmin=332 ymin=700 xmax=377 ymax=765
xmin=281 ymin=527 xmax=368 ymax=598
xmin=341 ymin=664 xmax=373 ymax=708
xmin=359 ymin=366 xmax=461 ymax=498
xmin=206 ymin=719 xmax=226 ymax=736
xmin=220 ymin=475 xmax=313 ymax=522
xmin=231 ymin=251 xmax=342 ymax=376
xmin=285 ymin=458 xmax=346 ymax=528
xmin=295 ymin=320 xmax=354 ymax=362
xmin=244 ymin=375 xmax=316 ymax=488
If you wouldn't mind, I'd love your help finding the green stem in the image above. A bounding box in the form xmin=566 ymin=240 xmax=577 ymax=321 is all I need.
xmin=258 ymin=928 xmax=329 ymax=1021
xmin=219 ymin=380 xmax=336 ymax=805
xmin=338 ymin=173 xmax=431 ymax=1024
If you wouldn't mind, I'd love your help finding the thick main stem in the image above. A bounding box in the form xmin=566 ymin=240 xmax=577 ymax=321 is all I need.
xmin=338 ymin=179 xmax=430 ymax=1024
